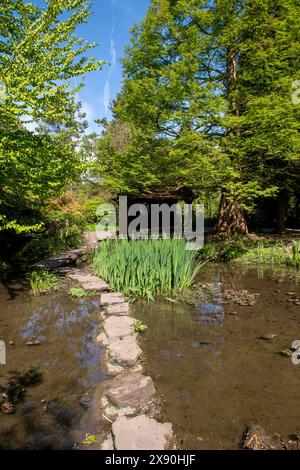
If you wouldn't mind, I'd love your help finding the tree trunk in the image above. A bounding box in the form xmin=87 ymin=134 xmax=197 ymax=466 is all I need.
xmin=275 ymin=189 xmax=286 ymax=233
xmin=215 ymin=191 xmax=249 ymax=237
xmin=215 ymin=49 xmax=248 ymax=238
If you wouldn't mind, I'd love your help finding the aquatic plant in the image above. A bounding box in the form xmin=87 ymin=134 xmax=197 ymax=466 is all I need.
xmin=92 ymin=238 xmax=205 ymax=300
xmin=69 ymin=287 xmax=90 ymax=298
xmin=27 ymin=268 xmax=60 ymax=295
xmin=133 ymin=320 xmax=148 ymax=333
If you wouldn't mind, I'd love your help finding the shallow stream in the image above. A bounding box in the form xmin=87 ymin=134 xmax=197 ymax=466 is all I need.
xmin=0 ymin=282 xmax=107 ymax=449
xmin=133 ymin=264 xmax=300 ymax=449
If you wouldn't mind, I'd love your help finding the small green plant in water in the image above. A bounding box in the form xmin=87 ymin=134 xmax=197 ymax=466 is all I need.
xmin=82 ymin=434 xmax=97 ymax=445
xmin=69 ymin=287 xmax=91 ymax=298
xmin=133 ymin=320 xmax=148 ymax=333
xmin=28 ymin=268 xmax=60 ymax=295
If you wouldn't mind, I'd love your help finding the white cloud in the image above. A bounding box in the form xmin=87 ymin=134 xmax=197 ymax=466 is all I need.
xmin=81 ymin=100 xmax=96 ymax=125
xmin=110 ymin=37 xmax=116 ymax=72
xmin=103 ymin=81 xmax=111 ymax=116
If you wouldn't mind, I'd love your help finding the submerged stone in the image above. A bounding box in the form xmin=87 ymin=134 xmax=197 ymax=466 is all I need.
xmin=244 ymin=424 xmax=283 ymax=450
xmin=197 ymin=303 xmax=224 ymax=315
xmin=196 ymin=303 xmax=224 ymax=324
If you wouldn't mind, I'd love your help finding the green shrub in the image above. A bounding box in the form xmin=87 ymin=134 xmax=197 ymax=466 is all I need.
xmin=200 ymin=240 xmax=246 ymax=261
xmin=92 ymin=238 xmax=205 ymax=300
xmin=27 ymin=268 xmax=60 ymax=295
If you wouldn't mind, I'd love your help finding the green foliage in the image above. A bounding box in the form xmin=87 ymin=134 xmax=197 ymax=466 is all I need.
xmin=237 ymin=241 xmax=300 ymax=268
xmin=94 ymin=0 xmax=299 ymax=235
xmin=133 ymin=320 xmax=148 ymax=333
xmin=27 ymin=268 xmax=60 ymax=295
xmin=0 ymin=0 xmax=103 ymax=235
xmin=93 ymin=239 xmax=205 ymax=300
xmin=69 ymin=287 xmax=91 ymax=298
xmin=200 ymin=240 xmax=247 ymax=261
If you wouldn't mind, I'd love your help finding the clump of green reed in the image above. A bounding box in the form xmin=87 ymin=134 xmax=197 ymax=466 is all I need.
xmin=92 ymin=238 xmax=205 ymax=300
xmin=27 ymin=268 xmax=60 ymax=295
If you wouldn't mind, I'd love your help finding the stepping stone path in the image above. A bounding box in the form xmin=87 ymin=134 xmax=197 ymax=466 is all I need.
xmin=112 ymin=415 xmax=173 ymax=450
xmin=38 ymin=233 xmax=175 ymax=450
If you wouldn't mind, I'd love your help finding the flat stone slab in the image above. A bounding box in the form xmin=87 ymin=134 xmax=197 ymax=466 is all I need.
xmin=106 ymin=302 xmax=129 ymax=316
xmin=112 ymin=415 xmax=173 ymax=450
xmin=84 ymin=230 xmax=115 ymax=244
xmin=37 ymin=245 xmax=93 ymax=270
xmin=104 ymin=316 xmax=134 ymax=339
xmin=105 ymin=373 xmax=156 ymax=413
xmin=101 ymin=293 xmax=125 ymax=305
xmin=69 ymin=271 xmax=109 ymax=291
xmin=108 ymin=335 xmax=142 ymax=367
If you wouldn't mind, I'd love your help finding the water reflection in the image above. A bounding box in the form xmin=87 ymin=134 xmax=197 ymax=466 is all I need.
xmin=0 ymin=290 xmax=107 ymax=449
xmin=133 ymin=264 xmax=300 ymax=450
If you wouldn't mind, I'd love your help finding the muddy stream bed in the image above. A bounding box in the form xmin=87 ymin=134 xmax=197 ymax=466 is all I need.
xmin=0 ymin=264 xmax=300 ymax=450
xmin=133 ymin=264 xmax=300 ymax=450
xmin=0 ymin=281 xmax=108 ymax=450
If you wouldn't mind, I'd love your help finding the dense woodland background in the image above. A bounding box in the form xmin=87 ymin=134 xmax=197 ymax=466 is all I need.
xmin=0 ymin=0 xmax=299 ymax=269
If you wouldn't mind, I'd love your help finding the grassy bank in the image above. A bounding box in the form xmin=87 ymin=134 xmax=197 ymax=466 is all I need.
xmin=200 ymin=237 xmax=300 ymax=269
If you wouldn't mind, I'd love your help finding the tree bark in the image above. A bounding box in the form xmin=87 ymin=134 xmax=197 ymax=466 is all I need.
xmin=215 ymin=191 xmax=249 ymax=237
xmin=215 ymin=48 xmax=249 ymax=237
xmin=275 ymin=189 xmax=286 ymax=233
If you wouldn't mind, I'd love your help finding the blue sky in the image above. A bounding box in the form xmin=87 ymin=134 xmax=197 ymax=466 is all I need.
xmin=76 ymin=0 xmax=150 ymax=133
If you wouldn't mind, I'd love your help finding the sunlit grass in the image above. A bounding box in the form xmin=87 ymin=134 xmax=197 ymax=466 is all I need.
xmin=27 ymin=268 xmax=60 ymax=295
xmin=92 ymin=238 xmax=205 ymax=300
xmin=237 ymin=240 xmax=300 ymax=268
